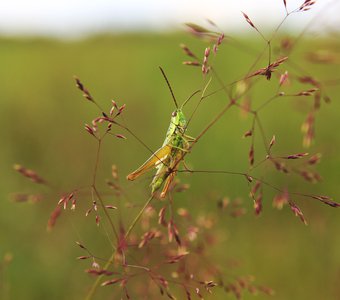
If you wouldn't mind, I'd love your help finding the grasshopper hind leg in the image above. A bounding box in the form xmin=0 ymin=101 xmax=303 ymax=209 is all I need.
xmin=127 ymin=145 xmax=171 ymax=181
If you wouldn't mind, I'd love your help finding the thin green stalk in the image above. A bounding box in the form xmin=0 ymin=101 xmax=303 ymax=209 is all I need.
xmin=85 ymin=256 xmax=114 ymax=300
xmin=124 ymin=195 xmax=154 ymax=239
xmin=85 ymin=194 xmax=153 ymax=300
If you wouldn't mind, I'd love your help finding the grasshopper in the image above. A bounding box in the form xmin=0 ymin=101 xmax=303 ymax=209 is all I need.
xmin=127 ymin=67 xmax=196 ymax=198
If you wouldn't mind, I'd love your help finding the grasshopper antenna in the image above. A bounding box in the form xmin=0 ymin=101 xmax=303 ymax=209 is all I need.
xmin=181 ymin=90 xmax=201 ymax=109
xmin=159 ymin=66 xmax=178 ymax=109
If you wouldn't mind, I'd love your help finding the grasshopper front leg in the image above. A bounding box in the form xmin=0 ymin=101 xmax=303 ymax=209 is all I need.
xmin=184 ymin=134 xmax=196 ymax=142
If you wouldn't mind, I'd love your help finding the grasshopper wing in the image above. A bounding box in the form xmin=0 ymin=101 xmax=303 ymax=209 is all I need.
xmin=126 ymin=145 xmax=171 ymax=181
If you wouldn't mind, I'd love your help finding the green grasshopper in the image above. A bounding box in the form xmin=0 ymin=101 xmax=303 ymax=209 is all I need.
xmin=127 ymin=67 xmax=196 ymax=198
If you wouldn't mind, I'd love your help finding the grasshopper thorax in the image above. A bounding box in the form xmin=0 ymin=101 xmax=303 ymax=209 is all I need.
xmin=170 ymin=108 xmax=187 ymax=133
xmin=164 ymin=109 xmax=186 ymax=143
xmin=171 ymin=109 xmax=186 ymax=131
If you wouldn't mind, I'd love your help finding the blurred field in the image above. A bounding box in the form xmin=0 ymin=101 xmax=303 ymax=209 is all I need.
xmin=1 ymin=32 xmax=340 ymax=300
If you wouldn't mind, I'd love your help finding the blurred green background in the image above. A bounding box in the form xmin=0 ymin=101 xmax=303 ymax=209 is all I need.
xmin=1 ymin=31 xmax=340 ymax=300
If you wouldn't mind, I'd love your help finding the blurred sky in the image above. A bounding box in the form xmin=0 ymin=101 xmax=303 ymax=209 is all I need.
xmin=0 ymin=0 xmax=339 ymax=38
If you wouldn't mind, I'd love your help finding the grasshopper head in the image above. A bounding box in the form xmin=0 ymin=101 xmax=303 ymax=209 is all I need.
xmin=171 ymin=109 xmax=186 ymax=129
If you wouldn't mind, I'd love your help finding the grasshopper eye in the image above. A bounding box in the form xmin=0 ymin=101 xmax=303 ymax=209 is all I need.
xmin=172 ymin=111 xmax=177 ymax=117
